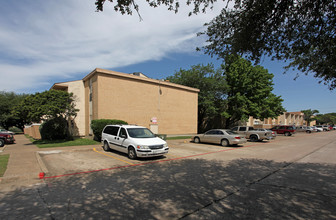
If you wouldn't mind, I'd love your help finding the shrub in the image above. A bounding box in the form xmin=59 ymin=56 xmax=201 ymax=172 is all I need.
xmin=8 ymin=127 xmax=23 ymax=134
xmin=40 ymin=117 xmax=71 ymax=140
xmin=91 ymin=119 xmax=128 ymax=141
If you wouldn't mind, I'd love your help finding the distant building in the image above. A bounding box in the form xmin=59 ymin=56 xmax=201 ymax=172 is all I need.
xmin=246 ymin=112 xmax=314 ymax=128
xmin=51 ymin=68 xmax=199 ymax=136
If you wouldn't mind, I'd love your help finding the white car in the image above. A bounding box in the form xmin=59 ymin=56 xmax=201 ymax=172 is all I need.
xmin=0 ymin=129 xmax=15 ymax=135
xmin=311 ymin=126 xmax=323 ymax=132
xmin=101 ymin=125 xmax=169 ymax=159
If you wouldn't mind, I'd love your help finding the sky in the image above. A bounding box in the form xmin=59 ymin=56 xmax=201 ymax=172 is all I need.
xmin=0 ymin=0 xmax=335 ymax=114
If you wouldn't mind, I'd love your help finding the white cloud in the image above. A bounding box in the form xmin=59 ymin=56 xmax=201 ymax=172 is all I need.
xmin=0 ymin=0 xmax=223 ymax=93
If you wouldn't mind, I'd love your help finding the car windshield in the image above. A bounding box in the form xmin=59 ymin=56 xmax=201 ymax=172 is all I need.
xmin=127 ymin=128 xmax=156 ymax=138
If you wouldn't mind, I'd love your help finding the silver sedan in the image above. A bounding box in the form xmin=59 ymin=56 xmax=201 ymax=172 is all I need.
xmin=192 ymin=129 xmax=247 ymax=147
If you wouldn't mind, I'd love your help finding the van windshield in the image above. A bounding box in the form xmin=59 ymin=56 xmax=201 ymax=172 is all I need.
xmin=127 ymin=128 xmax=156 ymax=138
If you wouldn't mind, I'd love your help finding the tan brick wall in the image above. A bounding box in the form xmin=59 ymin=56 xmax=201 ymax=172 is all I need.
xmin=52 ymin=80 xmax=86 ymax=136
xmin=83 ymin=69 xmax=198 ymax=135
xmin=24 ymin=124 xmax=41 ymax=139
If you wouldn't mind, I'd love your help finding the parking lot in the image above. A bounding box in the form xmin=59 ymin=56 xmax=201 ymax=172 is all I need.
xmin=1 ymin=131 xmax=335 ymax=219
xmin=38 ymin=131 xmax=336 ymax=178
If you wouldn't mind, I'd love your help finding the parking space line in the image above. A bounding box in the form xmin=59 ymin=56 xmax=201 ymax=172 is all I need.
xmin=93 ymin=147 xmax=134 ymax=165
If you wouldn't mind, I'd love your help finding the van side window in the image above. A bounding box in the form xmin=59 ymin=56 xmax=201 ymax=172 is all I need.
xmin=110 ymin=126 xmax=119 ymax=136
xmin=103 ymin=126 xmax=112 ymax=135
xmin=119 ymin=128 xmax=127 ymax=138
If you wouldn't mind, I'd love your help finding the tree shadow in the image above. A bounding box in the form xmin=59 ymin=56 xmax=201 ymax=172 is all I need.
xmin=0 ymin=158 xmax=335 ymax=219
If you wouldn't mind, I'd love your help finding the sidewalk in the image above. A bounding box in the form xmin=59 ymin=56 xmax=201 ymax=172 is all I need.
xmin=0 ymin=135 xmax=101 ymax=191
xmin=0 ymin=135 xmax=43 ymax=191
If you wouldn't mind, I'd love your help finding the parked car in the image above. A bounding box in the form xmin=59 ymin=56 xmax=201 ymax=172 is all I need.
xmin=305 ymin=126 xmax=317 ymax=133
xmin=255 ymin=128 xmax=277 ymax=138
xmin=311 ymin=126 xmax=323 ymax=132
xmin=316 ymin=125 xmax=329 ymax=131
xmin=270 ymin=125 xmax=296 ymax=136
xmin=296 ymin=126 xmax=316 ymax=133
xmin=0 ymin=132 xmax=15 ymax=147
xmin=0 ymin=129 xmax=15 ymax=135
xmin=230 ymin=126 xmax=274 ymax=142
xmin=192 ymin=129 xmax=247 ymax=146
xmin=333 ymin=126 xmax=336 ymax=130
xmin=101 ymin=124 xmax=169 ymax=159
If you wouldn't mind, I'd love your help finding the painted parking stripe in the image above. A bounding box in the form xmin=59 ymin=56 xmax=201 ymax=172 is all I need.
xmin=93 ymin=147 xmax=134 ymax=165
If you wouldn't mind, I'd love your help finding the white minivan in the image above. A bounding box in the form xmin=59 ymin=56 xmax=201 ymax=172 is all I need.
xmin=101 ymin=125 xmax=169 ymax=159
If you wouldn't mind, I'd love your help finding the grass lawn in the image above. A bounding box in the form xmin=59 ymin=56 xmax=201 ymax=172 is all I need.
xmin=0 ymin=154 xmax=10 ymax=177
xmin=27 ymin=136 xmax=100 ymax=148
xmin=166 ymin=136 xmax=192 ymax=140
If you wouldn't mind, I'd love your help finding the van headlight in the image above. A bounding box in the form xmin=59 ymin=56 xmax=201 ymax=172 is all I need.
xmin=137 ymin=145 xmax=150 ymax=149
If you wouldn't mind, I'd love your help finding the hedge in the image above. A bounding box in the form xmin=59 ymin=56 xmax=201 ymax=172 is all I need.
xmin=91 ymin=119 xmax=128 ymax=141
xmin=40 ymin=117 xmax=70 ymax=140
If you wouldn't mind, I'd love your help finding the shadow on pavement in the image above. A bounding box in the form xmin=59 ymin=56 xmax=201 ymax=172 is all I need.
xmin=0 ymin=158 xmax=335 ymax=219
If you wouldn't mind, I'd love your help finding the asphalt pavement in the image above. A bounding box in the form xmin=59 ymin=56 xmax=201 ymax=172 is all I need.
xmin=0 ymin=132 xmax=335 ymax=219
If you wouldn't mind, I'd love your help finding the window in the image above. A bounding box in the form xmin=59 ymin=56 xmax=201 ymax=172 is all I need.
xmin=231 ymin=127 xmax=238 ymax=131
xmin=119 ymin=128 xmax=127 ymax=138
xmin=127 ymin=128 xmax=155 ymax=138
xmin=205 ymin=130 xmax=217 ymax=135
xmin=103 ymin=126 xmax=119 ymax=136
xmin=239 ymin=127 xmax=246 ymax=131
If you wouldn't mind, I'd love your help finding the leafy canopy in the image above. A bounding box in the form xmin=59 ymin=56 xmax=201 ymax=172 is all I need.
xmin=95 ymin=0 xmax=216 ymax=16
xmin=167 ymin=57 xmax=285 ymax=130
xmin=200 ymin=0 xmax=336 ymax=89
xmin=315 ymin=113 xmax=336 ymax=125
xmin=166 ymin=63 xmax=227 ymax=132
xmin=13 ymin=90 xmax=78 ymax=123
xmin=301 ymin=109 xmax=319 ymax=125
xmin=96 ymin=0 xmax=336 ymax=89
xmin=0 ymin=91 xmax=28 ymax=130
xmin=223 ymin=55 xmax=285 ymax=127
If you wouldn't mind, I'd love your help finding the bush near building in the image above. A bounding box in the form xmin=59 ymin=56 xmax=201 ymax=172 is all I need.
xmin=91 ymin=119 xmax=128 ymax=141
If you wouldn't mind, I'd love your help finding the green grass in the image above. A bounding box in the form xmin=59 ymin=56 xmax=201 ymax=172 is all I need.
xmin=29 ymin=137 xmax=100 ymax=148
xmin=0 ymin=154 xmax=10 ymax=177
xmin=166 ymin=136 xmax=192 ymax=140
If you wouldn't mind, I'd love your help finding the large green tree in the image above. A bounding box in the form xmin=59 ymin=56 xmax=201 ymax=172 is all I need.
xmin=167 ymin=57 xmax=285 ymax=130
xmin=301 ymin=109 xmax=319 ymax=125
xmin=13 ymin=90 xmax=78 ymax=124
xmin=0 ymin=92 xmax=28 ymax=131
xmin=222 ymin=55 xmax=285 ymax=128
xmin=200 ymin=0 xmax=336 ymax=89
xmin=166 ymin=64 xmax=227 ymax=132
xmin=315 ymin=113 xmax=336 ymax=125
xmin=95 ymin=0 xmax=336 ymax=89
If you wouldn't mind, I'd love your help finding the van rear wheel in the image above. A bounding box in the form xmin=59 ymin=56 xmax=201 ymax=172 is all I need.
xmin=103 ymin=141 xmax=110 ymax=151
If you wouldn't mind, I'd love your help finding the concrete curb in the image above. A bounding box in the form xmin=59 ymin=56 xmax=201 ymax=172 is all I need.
xmin=35 ymin=151 xmax=49 ymax=176
xmin=0 ymin=145 xmax=8 ymax=153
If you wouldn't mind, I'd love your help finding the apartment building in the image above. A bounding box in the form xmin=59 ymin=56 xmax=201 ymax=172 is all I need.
xmin=51 ymin=68 xmax=199 ymax=136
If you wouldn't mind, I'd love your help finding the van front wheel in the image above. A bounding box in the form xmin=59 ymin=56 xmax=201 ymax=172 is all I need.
xmin=128 ymin=147 xmax=137 ymax=160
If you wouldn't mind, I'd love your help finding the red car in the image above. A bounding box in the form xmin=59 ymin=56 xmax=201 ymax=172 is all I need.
xmin=0 ymin=132 xmax=15 ymax=147
xmin=271 ymin=125 xmax=296 ymax=136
